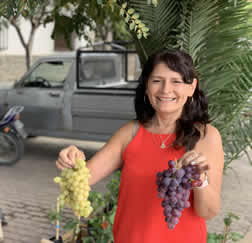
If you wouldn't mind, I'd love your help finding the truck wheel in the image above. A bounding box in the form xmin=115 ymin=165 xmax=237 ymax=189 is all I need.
xmin=0 ymin=131 xmax=24 ymax=166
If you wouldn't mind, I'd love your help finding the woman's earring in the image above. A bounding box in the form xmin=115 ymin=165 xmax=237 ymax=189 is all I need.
xmin=190 ymin=96 xmax=194 ymax=104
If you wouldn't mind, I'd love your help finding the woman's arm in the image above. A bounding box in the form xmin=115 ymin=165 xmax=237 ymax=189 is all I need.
xmin=56 ymin=120 xmax=136 ymax=186
xmin=192 ymin=125 xmax=224 ymax=220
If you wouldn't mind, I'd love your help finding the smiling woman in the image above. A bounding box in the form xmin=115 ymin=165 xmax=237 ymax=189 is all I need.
xmin=146 ymin=62 xmax=197 ymax=117
xmin=56 ymin=49 xmax=224 ymax=243
xmin=135 ymin=49 xmax=210 ymax=150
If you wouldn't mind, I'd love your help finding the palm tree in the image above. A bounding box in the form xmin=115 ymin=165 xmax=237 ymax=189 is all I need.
xmin=124 ymin=0 xmax=252 ymax=169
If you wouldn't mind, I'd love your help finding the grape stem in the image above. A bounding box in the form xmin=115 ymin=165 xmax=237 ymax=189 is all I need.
xmin=222 ymin=224 xmax=228 ymax=243
xmin=74 ymin=215 xmax=81 ymax=242
xmin=56 ymin=197 xmax=60 ymax=241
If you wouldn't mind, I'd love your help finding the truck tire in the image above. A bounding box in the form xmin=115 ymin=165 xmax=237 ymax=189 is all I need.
xmin=0 ymin=131 xmax=24 ymax=166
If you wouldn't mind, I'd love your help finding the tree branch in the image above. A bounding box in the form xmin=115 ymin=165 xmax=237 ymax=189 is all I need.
xmin=9 ymin=18 xmax=27 ymax=49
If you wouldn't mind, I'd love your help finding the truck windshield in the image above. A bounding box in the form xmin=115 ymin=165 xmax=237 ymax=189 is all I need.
xmin=23 ymin=60 xmax=73 ymax=88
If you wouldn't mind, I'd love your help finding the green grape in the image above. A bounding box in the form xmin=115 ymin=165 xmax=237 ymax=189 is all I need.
xmin=54 ymin=158 xmax=93 ymax=217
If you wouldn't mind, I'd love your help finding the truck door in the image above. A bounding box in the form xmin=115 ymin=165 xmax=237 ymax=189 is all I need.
xmin=70 ymin=51 xmax=139 ymax=142
xmin=5 ymin=58 xmax=73 ymax=134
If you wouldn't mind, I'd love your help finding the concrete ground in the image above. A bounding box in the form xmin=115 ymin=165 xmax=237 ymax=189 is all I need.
xmin=0 ymin=137 xmax=251 ymax=243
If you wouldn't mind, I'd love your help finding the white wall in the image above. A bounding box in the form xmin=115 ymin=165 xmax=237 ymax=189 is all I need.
xmin=0 ymin=17 xmax=55 ymax=55
xmin=0 ymin=16 xmax=95 ymax=56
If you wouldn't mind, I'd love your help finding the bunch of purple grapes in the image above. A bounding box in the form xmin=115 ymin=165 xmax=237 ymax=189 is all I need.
xmin=156 ymin=160 xmax=202 ymax=229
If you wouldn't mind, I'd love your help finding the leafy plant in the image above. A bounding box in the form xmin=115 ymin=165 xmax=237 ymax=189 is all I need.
xmin=48 ymin=171 xmax=121 ymax=242
xmin=83 ymin=170 xmax=121 ymax=243
xmin=207 ymin=213 xmax=244 ymax=243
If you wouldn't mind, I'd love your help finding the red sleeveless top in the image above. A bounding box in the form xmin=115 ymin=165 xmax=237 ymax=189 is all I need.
xmin=113 ymin=123 xmax=207 ymax=243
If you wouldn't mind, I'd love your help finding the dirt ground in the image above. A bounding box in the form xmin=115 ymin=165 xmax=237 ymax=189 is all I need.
xmin=206 ymin=149 xmax=252 ymax=239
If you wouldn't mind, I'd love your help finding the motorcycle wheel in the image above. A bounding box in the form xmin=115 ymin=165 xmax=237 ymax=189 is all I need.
xmin=0 ymin=131 xmax=24 ymax=166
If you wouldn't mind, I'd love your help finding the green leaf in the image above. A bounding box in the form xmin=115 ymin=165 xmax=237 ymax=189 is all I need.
xmin=224 ymin=217 xmax=232 ymax=227
xmin=130 ymin=21 xmax=135 ymax=30
xmin=64 ymin=219 xmax=79 ymax=230
xmin=108 ymin=209 xmax=116 ymax=224
xmin=120 ymin=8 xmax=124 ymax=16
xmin=122 ymin=2 xmax=127 ymax=9
xmin=142 ymin=26 xmax=149 ymax=32
xmin=152 ymin=0 xmax=158 ymax=7
xmin=135 ymin=19 xmax=141 ymax=24
xmin=128 ymin=8 xmax=135 ymax=15
xmin=132 ymin=13 xmax=140 ymax=19
xmin=229 ymin=232 xmax=244 ymax=241
xmin=97 ymin=0 xmax=103 ymax=4
xmin=143 ymin=32 xmax=148 ymax=39
xmin=125 ymin=14 xmax=130 ymax=23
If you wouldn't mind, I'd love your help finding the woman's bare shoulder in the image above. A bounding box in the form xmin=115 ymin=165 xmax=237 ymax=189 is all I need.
xmin=199 ymin=124 xmax=222 ymax=147
xmin=113 ymin=120 xmax=139 ymax=140
xmin=119 ymin=120 xmax=138 ymax=132
xmin=111 ymin=120 xmax=139 ymax=149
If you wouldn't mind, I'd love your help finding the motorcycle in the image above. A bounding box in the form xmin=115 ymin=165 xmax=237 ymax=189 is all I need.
xmin=0 ymin=106 xmax=27 ymax=165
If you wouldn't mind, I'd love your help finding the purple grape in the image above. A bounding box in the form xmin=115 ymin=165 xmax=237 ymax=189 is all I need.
xmin=167 ymin=168 xmax=176 ymax=175
xmin=167 ymin=191 xmax=176 ymax=197
xmin=158 ymin=191 xmax=166 ymax=198
xmin=172 ymin=179 xmax=180 ymax=187
xmin=185 ymin=173 xmax=192 ymax=179
xmin=184 ymin=201 xmax=191 ymax=208
xmin=168 ymin=222 xmax=176 ymax=230
xmin=170 ymin=197 xmax=178 ymax=204
xmin=191 ymin=165 xmax=198 ymax=174
xmin=165 ymin=214 xmax=172 ymax=222
xmin=185 ymin=165 xmax=193 ymax=173
xmin=156 ymin=179 xmax=161 ymax=186
xmin=160 ymin=185 xmax=167 ymax=193
xmin=170 ymin=201 xmax=177 ymax=208
xmin=162 ymin=177 xmax=171 ymax=187
xmin=183 ymin=190 xmax=190 ymax=201
xmin=172 ymin=209 xmax=181 ymax=217
xmin=182 ymin=182 xmax=192 ymax=190
xmin=164 ymin=205 xmax=172 ymax=215
xmin=171 ymin=216 xmax=179 ymax=225
xmin=177 ymin=186 xmax=183 ymax=193
xmin=161 ymin=200 xmax=168 ymax=207
xmin=175 ymin=168 xmax=185 ymax=178
xmin=169 ymin=186 xmax=177 ymax=192
xmin=156 ymin=158 xmax=200 ymax=230
xmin=164 ymin=170 xmax=172 ymax=177
xmin=168 ymin=160 xmax=176 ymax=168
xmin=177 ymin=200 xmax=184 ymax=208
xmin=176 ymin=193 xmax=182 ymax=200
xmin=192 ymin=173 xmax=200 ymax=180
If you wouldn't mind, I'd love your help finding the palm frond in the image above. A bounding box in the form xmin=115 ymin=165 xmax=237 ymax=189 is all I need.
xmin=129 ymin=0 xmax=181 ymax=62
xmin=176 ymin=0 xmax=218 ymax=63
xmin=195 ymin=0 xmax=252 ymax=165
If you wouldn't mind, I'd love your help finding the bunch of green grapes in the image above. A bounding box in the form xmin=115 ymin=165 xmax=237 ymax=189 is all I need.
xmin=54 ymin=158 xmax=93 ymax=218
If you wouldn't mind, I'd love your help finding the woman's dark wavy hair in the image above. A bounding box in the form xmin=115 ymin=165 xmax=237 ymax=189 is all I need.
xmin=134 ymin=49 xmax=210 ymax=151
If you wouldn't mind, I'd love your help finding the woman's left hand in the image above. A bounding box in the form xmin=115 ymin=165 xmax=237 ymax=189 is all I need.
xmin=177 ymin=150 xmax=210 ymax=175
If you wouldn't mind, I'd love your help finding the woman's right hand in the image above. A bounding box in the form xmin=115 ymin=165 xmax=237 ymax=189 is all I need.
xmin=56 ymin=145 xmax=85 ymax=170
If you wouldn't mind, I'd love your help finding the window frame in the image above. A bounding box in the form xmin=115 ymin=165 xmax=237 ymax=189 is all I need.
xmin=76 ymin=49 xmax=140 ymax=91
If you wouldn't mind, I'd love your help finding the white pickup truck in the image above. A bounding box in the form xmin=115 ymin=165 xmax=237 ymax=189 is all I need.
xmin=0 ymin=45 xmax=141 ymax=142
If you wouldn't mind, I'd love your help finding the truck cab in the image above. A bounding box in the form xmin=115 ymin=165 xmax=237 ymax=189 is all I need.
xmin=0 ymin=44 xmax=141 ymax=142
